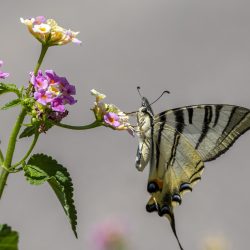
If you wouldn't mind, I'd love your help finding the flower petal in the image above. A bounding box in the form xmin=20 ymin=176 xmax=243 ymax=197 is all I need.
xmin=91 ymin=89 xmax=106 ymax=101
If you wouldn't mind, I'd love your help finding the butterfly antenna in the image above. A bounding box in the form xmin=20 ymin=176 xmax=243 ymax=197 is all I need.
xmin=150 ymin=90 xmax=170 ymax=106
xmin=167 ymin=213 xmax=184 ymax=250
xmin=137 ymin=86 xmax=143 ymax=98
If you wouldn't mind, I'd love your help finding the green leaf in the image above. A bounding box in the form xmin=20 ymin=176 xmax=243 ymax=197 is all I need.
xmin=0 ymin=83 xmax=20 ymax=97
xmin=19 ymin=125 xmax=37 ymax=139
xmin=1 ymin=99 xmax=20 ymax=110
xmin=24 ymin=154 xmax=77 ymax=237
xmin=0 ymin=224 xmax=19 ymax=250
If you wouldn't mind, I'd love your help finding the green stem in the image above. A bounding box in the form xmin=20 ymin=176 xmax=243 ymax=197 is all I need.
xmin=0 ymin=170 xmax=8 ymax=199
xmin=34 ymin=45 xmax=49 ymax=76
xmin=0 ymin=44 xmax=49 ymax=199
xmin=0 ymin=149 xmax=4 ymax=165
xmin=27 ymin=44 xmax=49 ymax=94
xmin=11 ymin=132 xmax=39 ymax=169
xmin=4 ymin=109 xmax=27 ymax=167
xmin=55 ymin=120 xmax=102 ymax=130
xmin=0 ymin=108 xmax=26 ymax=199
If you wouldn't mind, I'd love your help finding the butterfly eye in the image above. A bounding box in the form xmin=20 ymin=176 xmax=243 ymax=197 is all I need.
xmin=158 ymin=205 xmax=171 ymax=217
xmin=147 ymin=181 xmax=159 ymax=193
xmin=172 ymin=194 xmax=182 ymax=205
xmin=179 ymin=183 xmax=192 ymax=193
xmin=146 ymin=203 xmax=158 ymax=213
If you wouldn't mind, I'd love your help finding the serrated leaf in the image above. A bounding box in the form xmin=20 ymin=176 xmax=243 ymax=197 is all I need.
xmin=1 ymin=99 xmax=20 ymax=110
xmin=19 ymin=125 xmax=37 ymax=139
xmin=23 ymin=164 xmax=50 ymax=185
xmin=0 ymin=83 xmax=20 ymax=97
xmin=0 ymin=224 xmax=19 ymax=250
xmin=24 ymin=154 xmax=77 ymax=237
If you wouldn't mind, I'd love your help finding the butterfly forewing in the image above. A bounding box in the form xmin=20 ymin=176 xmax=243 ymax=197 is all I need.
xmin=155 ymin=104 xmax=250 ymax=162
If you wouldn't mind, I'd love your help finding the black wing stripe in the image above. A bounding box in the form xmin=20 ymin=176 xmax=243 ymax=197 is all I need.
xmin=166 ymin=110 xmax=185 ymax=167
xmin=155 ymin=113 xmax=167 ymax=169
xmin=174 ymin=109 xmax=185 ymax=132
xmin=191 ymin=177 xmax=201 ymax=184
xmin=149 ymin=111 xmax=155 ymax=172
xmin=205 ymin=108 xmax=250 ymax=161
xmin=187 ymin=107 xmax=193 ymax=124
xmin=221 ymin=107 xmax=250 ymax=140
xmin=168 ymin=133 xmax=181 ymax=166
xmin=195 ymin=105 xmax=213 ymax=149
xmin=220 ymin=106 xmax=238 ymax=137
xmin=213 ymin=105 xmax=223 ymax=127
xmin=217 ymin=110 xmax=250 ymax=146
xmin=190 ymin=165 xmax=204 ymax=181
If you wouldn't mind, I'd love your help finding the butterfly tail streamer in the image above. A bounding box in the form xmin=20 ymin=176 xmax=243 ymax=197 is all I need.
xmin=166 ymin=213 xmax=184 ymax=250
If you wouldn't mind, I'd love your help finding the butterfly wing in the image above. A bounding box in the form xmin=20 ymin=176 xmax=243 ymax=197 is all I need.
xmin=143 ymin=104 xmax=250 ymax=250
xmin=155 ymin=104 xmax=250 ymax=162
xmin=146 ymin=123 xmax=204 ymax=250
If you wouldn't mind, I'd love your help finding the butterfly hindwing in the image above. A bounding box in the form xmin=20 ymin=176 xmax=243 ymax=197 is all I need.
xmin=148 ymin=124 xmax=204 ymax=250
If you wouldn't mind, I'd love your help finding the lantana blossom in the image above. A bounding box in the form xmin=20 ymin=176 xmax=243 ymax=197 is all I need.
xmin=91 ymin=89 xmax=133 ymax=133
xmin=90 ymin=219 xmax=128 ymax=250
xmin=20 ymin=16 xmax=81 ymax=46
xmin=30 ymin=70 xmax=77 ymax=112
xmin=0 ymin=61 xmax=10 ymax=79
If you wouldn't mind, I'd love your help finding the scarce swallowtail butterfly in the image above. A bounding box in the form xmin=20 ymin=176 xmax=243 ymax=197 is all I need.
xmin=133 ymin=88 xmax=250 ymax=250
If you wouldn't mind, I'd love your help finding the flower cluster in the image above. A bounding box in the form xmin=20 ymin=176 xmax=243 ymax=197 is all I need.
xmin=30 ymin=70 xmax=77 ymax=113
xmin=91 ymin=89 xmax=133 ymax=133
xmin=0 ymin=61 xmax=9 ymax=79
xmin=20 ymin=16 xmax=81 ymax=46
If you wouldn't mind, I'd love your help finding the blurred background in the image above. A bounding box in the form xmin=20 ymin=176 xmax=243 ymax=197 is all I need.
xmin=0 ymin=0 xmax=250 ymax=249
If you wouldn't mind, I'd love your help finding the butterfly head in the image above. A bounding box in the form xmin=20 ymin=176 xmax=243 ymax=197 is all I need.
xmin=136 ymin=87 xmax=154 ymax=116
xmin=137 ymin=87 xmax=170 ymax=117
xmin=140 ymin=97 xmax=154 ymax=116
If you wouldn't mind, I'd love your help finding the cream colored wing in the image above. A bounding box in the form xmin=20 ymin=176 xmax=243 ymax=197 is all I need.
xmin=155 ymin=104 xmax=250 ymax=162
xmin=146 ymin=124 xmax=204 ymax=250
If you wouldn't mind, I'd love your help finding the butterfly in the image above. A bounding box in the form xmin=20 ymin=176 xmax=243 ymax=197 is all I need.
xmin=133 ymin=90 xmax=250 ymax=250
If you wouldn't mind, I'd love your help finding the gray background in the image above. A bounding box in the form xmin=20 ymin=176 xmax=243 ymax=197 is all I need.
xmin=0 ymin=0 xmax=250 ymax=249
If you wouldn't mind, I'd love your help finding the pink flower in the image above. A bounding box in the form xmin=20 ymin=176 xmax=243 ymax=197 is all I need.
xmin=34 ymin=90 xmax=53 ymax=105
xmin=51 ymin=97 xmax=65 ymax=112
xmin=104 ymin=112 xmax=121 ymax=127
xmin=30 ymin=70 xmax=48 ymax=90
xmin=0 ymin=61 xmax=9 ymax=79
xmin=30 ymin=69 xmax=77 ymax=112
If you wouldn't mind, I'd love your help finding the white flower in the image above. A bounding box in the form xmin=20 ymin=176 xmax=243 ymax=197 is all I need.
xmin=90 ymin=89 xmax=106 ymax=102
xmin=33 ymin=23 xmax=51 ymax=34
xmin=20 ymin=16 xmax=81 ymax=46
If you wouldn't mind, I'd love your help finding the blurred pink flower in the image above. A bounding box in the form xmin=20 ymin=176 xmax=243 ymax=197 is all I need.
xmin=90 ymin=218 xmax=129 ymax=250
